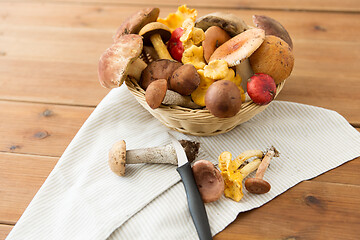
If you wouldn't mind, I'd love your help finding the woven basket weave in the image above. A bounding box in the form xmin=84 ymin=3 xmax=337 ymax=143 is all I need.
xmin=125 ymin=77 xmax=285 ymax=136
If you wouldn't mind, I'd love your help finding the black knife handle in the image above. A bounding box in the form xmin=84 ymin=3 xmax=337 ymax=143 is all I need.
xmin=177 ymin=162 xmax=213 ymax=240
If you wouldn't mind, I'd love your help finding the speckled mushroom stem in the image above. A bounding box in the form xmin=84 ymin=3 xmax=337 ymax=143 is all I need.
xmin=255 ymin=146 xmax=279 ymax=179
xmin=127 ymin=58 xmax=147 ymax=80
xmin=163 ymin=90 xmax=202 ymax=109
xmin=239 ymin=158 xmax=262 ymax=178
xmin=150 ymin=34 xmax=173 ymax=60
xmin=127 ymin=140 xmax=200 ymax=165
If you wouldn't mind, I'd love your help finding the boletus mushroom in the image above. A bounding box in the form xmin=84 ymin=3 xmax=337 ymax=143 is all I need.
xmin=140 ymin=59 xmax=183 ymax=90
xmin=205 ymin=80 xmax=242 ymax=118
xmin=98 ymin=34 xmax=147 ymax=88
xmin=113 ymin=7 xmax=160 ymax=41
xmin=192 ymin=160 xmax=224 ymax=203
xmin=170 ymin=64 xmax=201 ymax=96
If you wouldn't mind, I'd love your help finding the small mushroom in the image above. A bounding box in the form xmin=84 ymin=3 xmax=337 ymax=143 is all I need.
xmin=209 ymin=28 xmax=265 ymax=67
xmin=145 ymin=79 xmax=201 ymax=109
xmin=113 ymin=7 xmax=160 ymax=41
xmin=253 ymin=15 xmax=293 ymax=50
xmin=195 ymin=12 xmax=248 ymax=37
xmin=170 ymin=64 xmax=201 ymax=96
xmin=205 ymin=80 xmax=242 ymax=118
xmin=139 ymin=22 xmax=173 ymax=60
xmin=202 ymin=26 xmax=231 ymax=63
xmin=98 ymin=34 xmax=147 ymax=88
xmin=140 ymin=59 xmax=183 ymax=90
xmin=109 ymin=140 xmax=200 ymax=176
xmin=192 ymin=160 xmax=225 ymax=203
xmin=249 ymin=35 xmax=294 ymax=84
xmin=245 ymin=146 xmax=279 ymax=194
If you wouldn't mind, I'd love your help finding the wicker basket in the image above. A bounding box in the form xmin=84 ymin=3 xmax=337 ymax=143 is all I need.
xmin=125 ymin=77 xmax=285 ymax=136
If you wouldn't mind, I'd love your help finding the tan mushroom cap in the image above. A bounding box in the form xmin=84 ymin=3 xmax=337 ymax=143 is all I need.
xmin=98 ymin=34 xmax=143 ymax=88
xmin=249 ymin=35 xmax=294 ymax=84
xmin=113 ymin=7 xmax=160 ymax=42
xmin=245 ymin=178 xmax=271 ymax=194
xmin=192 ymin=160 xmax=225 ymax=203
xmin=108 ymin=140 xmax=127 ymax=176
xmin=139 ymin=22 xmax=172 ymax=46
xmin=145 ymin=79 xmax=168 ymax=109
xmin=253 ymin=15 xmax=293 ymax=50
xmin=209 ymin=28 xmax=265 ymax=67
xmin=203 ymin=26 xmax=231 ymax=63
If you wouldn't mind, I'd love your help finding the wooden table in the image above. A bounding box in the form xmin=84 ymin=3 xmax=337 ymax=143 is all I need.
xmin=1 ymin=1 xmax=359 ymax=239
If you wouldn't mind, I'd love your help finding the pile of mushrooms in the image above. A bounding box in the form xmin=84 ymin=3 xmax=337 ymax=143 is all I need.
xmin=97 ymin=5 xmax=295 ymax=118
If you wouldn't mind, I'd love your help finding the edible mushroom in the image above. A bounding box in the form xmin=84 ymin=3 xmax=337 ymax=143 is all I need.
xmin=145 ymin=79 xmax=201 ymax=109
xmin=245 ymin=146 xmax=279 ymax=194
xmin=253 ymin=15 xmax=293 ymax=50
xmin=139 ymin=22 xmax=173 ymax=60
xmin=98 ymin=34 xmax=147 ymax=88
xmin=113 ymin=7 xmax=160 ymax=41
xmin=205 ymin=80 xmax=242 ymax=118
xmin=192 ymin=160 xmax=225 ymax=203
xmin=109 ymin=140 xmax=200 ymax=176
xmin=209 ymin=28 xmax=265 ymax=67
xmin=170 ymin=64 xmax=201 ymax=95
xmin=202 ymin=26 xmax=231 ymax=63
xmin=140 ymin=59 xmax=183 ymax=90
xmin=195 ymin=12 xmax=248 ymax=37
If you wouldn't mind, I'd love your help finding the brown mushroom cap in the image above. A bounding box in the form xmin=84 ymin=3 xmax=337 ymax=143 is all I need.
xmin=139 ymin=22 xmax=172 ymax=46
xmin=170 ymin=64 xmax=201 ymax=96
xmin=192 ymin=160 xmax=225 ymax=203
xmin=205 ymin=80 xmax=242 ymax=118
xmin=140 ymin=59 xmax=183 ymax=90
xmin=145 ymin=79 xmax=168 ymax=109
xmin=245 ymin=178 xmax=271 ymax=194
xmin=209 ymin=28 xmax=265 ymax=67
xmin=249 ymin=35 xmax=294 ymax=84
xmin=203 ymin=26 xmax=231 ymax=63
xmin=98 ymin=34 xmax=143 ymax=88
xmin=253 ymin=15 xmax=293 ymax=50
xmin=113 ymin=8 xmax=160 ymax=41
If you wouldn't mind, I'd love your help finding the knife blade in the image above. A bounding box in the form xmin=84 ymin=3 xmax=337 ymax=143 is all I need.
xmin=168 ymin=132 xmax=212 ymax=240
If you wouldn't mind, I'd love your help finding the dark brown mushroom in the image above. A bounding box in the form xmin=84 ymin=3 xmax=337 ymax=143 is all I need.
xmin=170 ymin=64 xmax=200 ymax=96
xmin=113 ymin=7 xmax=160 ymax=41
xmin=192 ymin=160 xmax=224 ymax=203
xmin=140 ymin=59 xmax=183 ymax=90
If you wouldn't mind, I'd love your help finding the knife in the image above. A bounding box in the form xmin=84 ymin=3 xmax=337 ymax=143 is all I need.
xmin=168 ymin=132 xmax=213 ymax=240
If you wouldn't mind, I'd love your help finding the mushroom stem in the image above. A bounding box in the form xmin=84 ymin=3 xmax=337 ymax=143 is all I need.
xmin=163 ymin=90 xmax=202 ymax=109
xmin=127 ymin=143 xmax=178 ymax=165
xmin=127 ymin=58 xmax=147 ymax=81
xmin=255 ymin=146 xmax=279 ymax=179
xmin=239 ymin=158 xmax=262 ymax=178
xmin=150 ymin=34 xmax=173 ymax=60
xmin=235 ymin=59 xmax=254 ymax=93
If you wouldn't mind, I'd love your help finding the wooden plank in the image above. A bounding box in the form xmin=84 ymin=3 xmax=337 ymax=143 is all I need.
xmin=215 ymin=181 xmax=360 ymax=240
xmin=10 ymin=0 xmax=360 ymax=12
xmin=0 ymin=224 xmax=13 ymax=240
xmin=0 ymin=101 xmax=92 ymax=156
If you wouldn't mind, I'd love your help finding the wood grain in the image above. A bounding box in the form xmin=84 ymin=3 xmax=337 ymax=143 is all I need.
xmin=0 ymin=101 xmax=92 ymax=156
xmin=13 ymin=0 xmax=360 ymax=12
xmin=214 ymin=181 xmax=360 ymax=240
xmin=0 ymin=225 xmax=12 ymax=240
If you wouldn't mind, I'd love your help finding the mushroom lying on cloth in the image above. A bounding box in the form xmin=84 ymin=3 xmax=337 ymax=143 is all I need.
xmin=98 ymin=34 xmax=147 ymax=88
xmin=113 ymin=7 xmax=160 ymax=41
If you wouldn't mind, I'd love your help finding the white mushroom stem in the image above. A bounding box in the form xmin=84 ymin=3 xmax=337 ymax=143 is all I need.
xmin=150 ymin=34 xmax=173 ymax=60
xmin=255 ymin=146 xmax=279 ymax=179
xmin=163 ymin=90 xmax=202 ymax=109
xmin=239 ymin=158 xmax=261 ymax=178
xmin=127 ymin=143 xmax=178 ymax=165
xmin=127 ymin=58 xmax=147 ymax=80
xmin=235 ymin=58 xmax=254 ymax=93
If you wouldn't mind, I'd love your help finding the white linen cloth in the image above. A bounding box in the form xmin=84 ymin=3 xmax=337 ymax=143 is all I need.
xmin=7 ymin=86 xmax=360 ymax=240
